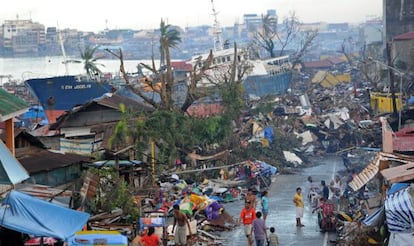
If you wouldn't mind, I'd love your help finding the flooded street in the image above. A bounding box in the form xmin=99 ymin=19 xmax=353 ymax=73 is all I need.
xmin=221 ymin=155 xmax=344 ymax=246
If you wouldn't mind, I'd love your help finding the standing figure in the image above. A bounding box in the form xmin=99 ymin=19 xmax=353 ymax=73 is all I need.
xmin=245 ymin=188 xmax=257 ymax=209
xmin=292 ymin=187 xmax=305 ymax=227
xmin=267 ymin=227 xmax=279 ymax=246
xmin=321 ymin=180 xmax=330 ymax=201
xmin=172 ymin=204 xmax=192 ymax=246
xmin=252 ymin=211 xmax=267 ymax=246
xmin=240 ymin=200 xmax=256 ymax=246
xmin=330 ymin=175 xmax=343 ymax=198
xmin=261 ymin=190 xmax=269 ymax=221
xmin=342 ymin=152 xmax=351 ymax=170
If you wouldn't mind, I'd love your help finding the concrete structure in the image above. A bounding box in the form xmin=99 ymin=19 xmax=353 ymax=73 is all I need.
xmin=1 ymin=19 xmax=46 ymax=55
xmin=384 ymin=0 xmax=414 ymax=42
xmin=392 ymin=31 xmax=414 ymax=70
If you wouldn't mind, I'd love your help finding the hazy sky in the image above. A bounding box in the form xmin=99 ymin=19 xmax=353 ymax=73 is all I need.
xmin=0 ymin=0 xmax=382 ymax=32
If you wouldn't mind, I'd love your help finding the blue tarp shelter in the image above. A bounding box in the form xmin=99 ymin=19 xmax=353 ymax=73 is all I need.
xmin=0 ymin=190 xmax=90 ymax=240
xmin=0 ymin=140 xmax=29 ymax=185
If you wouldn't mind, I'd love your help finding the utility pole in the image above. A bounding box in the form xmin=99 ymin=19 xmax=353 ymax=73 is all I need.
xmin=386 ymin=42 xmax=397 ymax=115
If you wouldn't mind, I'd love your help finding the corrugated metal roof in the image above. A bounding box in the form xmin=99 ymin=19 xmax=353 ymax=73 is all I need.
xmin=0 ymin=87 xmax=29 ymax=121
xmin=91 ymin=122 xmax=117 ymax=150
xmin=93 ymin=93 xmax=154 ymax=112
xmin=350 ymin=152 xmax=414 ymax=191
xmin=18 ymin=148 xmax=90 ymax=174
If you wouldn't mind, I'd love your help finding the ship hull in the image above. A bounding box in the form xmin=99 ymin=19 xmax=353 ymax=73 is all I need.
xmin=25 ymin=76 xmax=112 ymax=123
xmin=243 ymin=72 xmax=292 ymax=98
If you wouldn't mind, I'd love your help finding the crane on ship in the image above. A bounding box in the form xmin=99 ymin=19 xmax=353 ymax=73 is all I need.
xmin=211 ymin=0 xmax=223 ymax=52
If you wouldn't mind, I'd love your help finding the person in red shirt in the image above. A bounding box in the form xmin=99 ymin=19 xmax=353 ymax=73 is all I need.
xmin=139 ymin=226 xmax=161 ymax=246
xmin=240 ymin=200 xmax=256 ymax=246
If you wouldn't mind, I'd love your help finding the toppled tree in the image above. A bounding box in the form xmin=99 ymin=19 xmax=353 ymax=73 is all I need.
xmin=253 ymin=11 xmax=318 ymax=66
xmin=105 ymin=20 xmax=251 ymax=172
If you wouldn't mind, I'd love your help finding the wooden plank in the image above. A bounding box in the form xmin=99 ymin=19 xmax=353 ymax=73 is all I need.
xmin=171 ymin=162 xmax=246 ymax=175
xmin=381 ymin=162 xmax=414 ymax=184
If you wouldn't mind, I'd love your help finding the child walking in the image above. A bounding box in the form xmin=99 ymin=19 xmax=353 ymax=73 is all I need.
xmin=267 ymin=227 xmax=279 ymax=246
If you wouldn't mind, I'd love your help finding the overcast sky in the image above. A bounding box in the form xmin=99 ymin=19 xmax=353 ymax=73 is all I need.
xmin=0 ymin=0 xmax=382 ymax=32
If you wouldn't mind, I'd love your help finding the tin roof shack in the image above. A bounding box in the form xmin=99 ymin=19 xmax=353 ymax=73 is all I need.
xmin=18 ymin=147 xmax=90 ymax=187
xmin=51 ymin=93 xmax=154 ymax=156
xmin=0 ymin=87 xmax=29 ymax=155
xmin=12 ymin=130 xmax=90 ymax=187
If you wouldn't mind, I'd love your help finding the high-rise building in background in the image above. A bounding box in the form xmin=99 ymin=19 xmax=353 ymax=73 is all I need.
xmin=1 ymin=19 xmax=45 ymax=55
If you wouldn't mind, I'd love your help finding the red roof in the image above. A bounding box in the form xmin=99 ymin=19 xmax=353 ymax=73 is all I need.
xmin=394 ymin=32 xmax=414 ymax=41
xmin=186 ymin=103 xmax=223 ymax=117
xmin=171 ymin=61 xmax=193 ymax=71
xmin=393 ymin=127 xmax=414 ymax=152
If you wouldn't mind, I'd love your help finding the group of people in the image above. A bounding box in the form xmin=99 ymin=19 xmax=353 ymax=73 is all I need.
xmin=306 ymin=174 xmax=351 ymax=206
xmin=302 ymin=173 xmax=358 ymax=232
xmin=239 ymin=189 xmax=279 ymax=246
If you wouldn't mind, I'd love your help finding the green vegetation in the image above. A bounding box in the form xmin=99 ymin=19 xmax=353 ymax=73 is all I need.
xmin=83 ymin=168 xmax=139 ymax=223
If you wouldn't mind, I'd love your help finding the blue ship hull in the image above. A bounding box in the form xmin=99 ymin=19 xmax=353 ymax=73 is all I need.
xmin=243 ymin=72 xmax=292 ymax=98
xmin=25 ymin=76 xmax=113 ymax=123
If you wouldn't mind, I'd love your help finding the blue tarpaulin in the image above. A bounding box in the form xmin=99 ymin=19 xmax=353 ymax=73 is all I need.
xmin=264 ymin=126 xmax=274 ymax=144
xmin=0 ymin=191 xmax=90 ymax=239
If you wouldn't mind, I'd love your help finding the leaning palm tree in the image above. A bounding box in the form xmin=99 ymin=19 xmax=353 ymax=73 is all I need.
xmin=66 ymin=45 xmax=105 ymax=80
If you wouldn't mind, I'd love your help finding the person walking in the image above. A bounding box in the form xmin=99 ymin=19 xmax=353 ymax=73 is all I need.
xmin=267 ymin=227 xmax=279 ymax=246
xmin=240 ymin=200 xmax=256 ymax=246
xmin=261 ymin=190 xmax=269 ymax=221
xmin=172 ymin=204 xmax=192 ymax=246
xmin=252 ymin=211 xmax=267 ymax=246
xmin=292 ymin=187 xmax=305 ymax=227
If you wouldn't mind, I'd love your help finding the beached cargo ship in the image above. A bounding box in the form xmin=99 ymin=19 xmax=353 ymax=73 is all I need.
xmin=25 ymin=75 xmax=113 ymax=123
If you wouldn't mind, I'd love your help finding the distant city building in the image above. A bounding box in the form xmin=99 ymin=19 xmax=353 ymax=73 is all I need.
xmin=1 ymin=19 xmax=45 ymax=55
xmin=361 ymin=19 xmax=383 ymax=45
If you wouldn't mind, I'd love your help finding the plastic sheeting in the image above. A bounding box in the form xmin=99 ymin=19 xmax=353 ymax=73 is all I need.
xmin=385 ymin=187 xmax=414 ymax=232
xmin=0 ymin=191 xmax=89 ymax=239
xmin=0 ymin=140 xmax=29 ymax=185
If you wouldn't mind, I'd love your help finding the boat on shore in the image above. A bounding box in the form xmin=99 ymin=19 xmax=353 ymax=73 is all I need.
xmin=186 ymin=0 xmax=292 ymax=99
xmin=25 ymin=75 xmax=113 ymax=123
